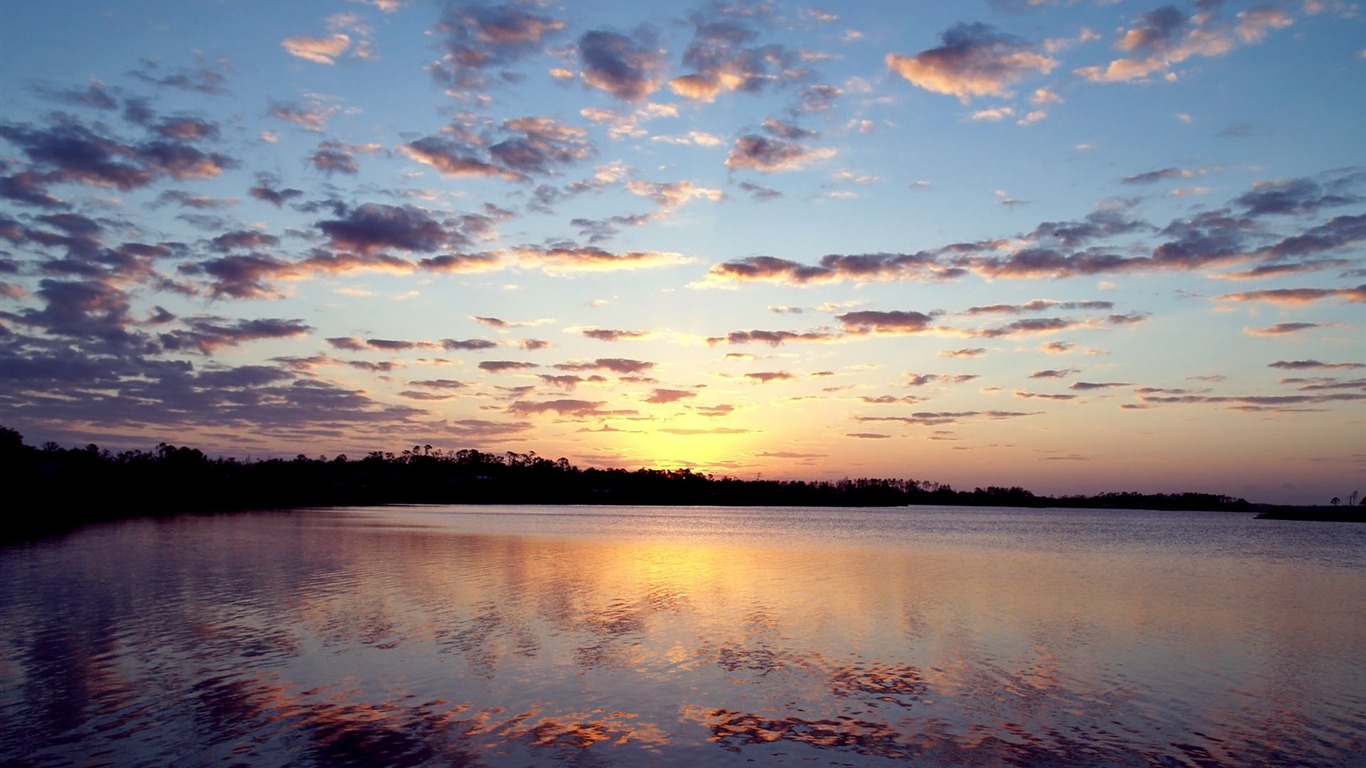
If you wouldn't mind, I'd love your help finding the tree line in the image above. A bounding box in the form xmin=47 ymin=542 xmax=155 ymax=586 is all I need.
xmin=1 ymin=426 xmax=1260 ymax=542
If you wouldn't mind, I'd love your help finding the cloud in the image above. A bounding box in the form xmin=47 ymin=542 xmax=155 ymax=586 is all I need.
xmin=745 ymin=371 xmax=795 ymax=383
xmin=905 ymin=373 xmax=979 ymax=387
xmin=1243 ymin=322 xmax=1322 ymax=336
xmin=1077 ymin=4 xmax=1292 ymax=84
xmin=159 ymin=317 xmax=313 ymax=354
xmin=400 ymin=136 xmax=505 ymax=178
xmin=479 ymin=360 xmax=538 ymax=373
xmin=886 ymin=23 xmax=1057 ymax=102
xmin=554 ymin=358 xmax=654 ymax=374
xmin=646 ymin=388 xmax=696 ymax=404
xmin=441 ymin=338 xmax=498 ymax=351
xmin=488 ymin=116 xmax=594 ymax=176
xmin=409 ymin=379 xmax=467 ymax=390
xmin=1216 ymin=285 xmax=1366 ymax=305
xmin=706 ymin=329 xmax=839 ymax=346
xmin=837 ymin=310 xmax=935 ymax=335
xmin=1122 ymin=167 xmax=1203 ymax=185
xmin=268 ymin=99 xmax=336 ymax=131
xmin=668 ymin=11 xmax=806 ymax=102
xmin=578 ymin=29 xmax=666 ymax=102
xmin=318 ymin=203 xmax=450 ymax=253
xmin=1030 ymin=368 xmax=1079 ymax=379
xmin=940 ymin=347 xmax=987 ymax=358
xmin=725 ymin=133 xmax=835 ymax=173
xmin=1069 ymin=381 xmax=1130 ymax=391
xmin=855 ymin=410 xmax=1038 ymax=427
xmin=128 ymin=57 xmax=229 ymax=95
xmin=310 ymin=140 xmax=379 ymax=175
xmin=430 ymin=2 xmax=565 ymax=91
xmin=0 ymin=118 xmax=232 ymax=190
xmin=1136 ymin=392 xmax=1366 ymax=412
xmin=249 ymin=174 xmax=304 ymax=207
xmin=962 ymin=299 xmax=1113 ymax=315
xmin=539 ymin=374 xmax=606 ymax=389
xmin=582 ymin=328 xmax=650 ymax=342
xmin=516 ymin=245 xmax=691 ymax=274
xmin=1268 ymin=360 xmax=1365 ymax=370
xmin=1233 ymin=177 xmax=1363 ymax=217
xmin=282 ymin=34 xmax=353 ymax=65
xmin=508 ymin=399 xmax=611 ymax=417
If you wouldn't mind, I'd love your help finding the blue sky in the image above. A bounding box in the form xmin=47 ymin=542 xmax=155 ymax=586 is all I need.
xmin=1 ymin=0 xmax=1363 ymax=503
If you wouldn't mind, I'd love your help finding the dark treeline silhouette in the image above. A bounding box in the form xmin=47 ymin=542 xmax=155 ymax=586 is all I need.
xmin=0 ymin=426 xmax=1279 ymax=543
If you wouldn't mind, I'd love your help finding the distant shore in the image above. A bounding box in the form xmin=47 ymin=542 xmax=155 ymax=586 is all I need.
xmin=1249 ymin=504 xmax=1366 ymax=522
xmin=4 ymin=426 xmax=1361 ymax=544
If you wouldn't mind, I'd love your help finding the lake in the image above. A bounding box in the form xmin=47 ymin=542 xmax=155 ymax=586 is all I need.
xmin=2 ymin=505 xmax=1363 ymax=767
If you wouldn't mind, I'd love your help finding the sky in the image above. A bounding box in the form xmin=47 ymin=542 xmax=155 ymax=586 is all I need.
xmin=0 ymin=0 xmax=1363 ymax=504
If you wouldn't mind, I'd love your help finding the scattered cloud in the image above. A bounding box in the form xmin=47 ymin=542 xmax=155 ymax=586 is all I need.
xmin=886 ymin=23 xmax=1057 ymax=102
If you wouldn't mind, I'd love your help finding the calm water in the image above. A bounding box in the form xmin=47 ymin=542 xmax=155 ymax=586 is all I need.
xmin=2 ymin=505 xmax=1363 ymax=767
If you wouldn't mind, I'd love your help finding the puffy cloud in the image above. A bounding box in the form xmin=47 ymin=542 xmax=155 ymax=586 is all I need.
xmin=282 ymin=34 xmax=352 ymax=65
xmin=886 ymin=23 xmax=1057 ymax=102
xmin=725 ymin=133 xmax=835 ymax=172
xmin=400 ymin=136 xmax=505 ymax=178
xmin=249 ymin=175 xmax=304 ymax=207
xmin=0 ymin=119 xmax=231 ymax=190
xmin=626 ymin=179 xmax=724 ymax=210
xmin=1234 ymin=177 xmax=1362 ymax=217
xmin=489 ymin=116 xmax=594 ymax=176
xmin=1077 ymin=4 xmax=1292 ymax=84
xmin=578 ymin=29 xmax=666 ymax=102
xmin=430 ymin=2 xmax=565 ymax=90
xmin=317 ymin=203 xmax=449 ymax=253
xmin=267 ymin=99 xmax=336 ymax=131
xmin=310 ymin=140 xmax=378 ymax=175
xmin=667 ymin=12 xmax=806 ymax=102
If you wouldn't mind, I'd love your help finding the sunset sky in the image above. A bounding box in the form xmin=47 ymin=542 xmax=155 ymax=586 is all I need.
xmin=1 ymin=0 xmax=1363 ymax=503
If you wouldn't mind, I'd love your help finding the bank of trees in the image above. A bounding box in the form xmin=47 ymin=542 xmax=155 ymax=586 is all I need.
xmin=2 ymin=426 xmax=1256 ymax=542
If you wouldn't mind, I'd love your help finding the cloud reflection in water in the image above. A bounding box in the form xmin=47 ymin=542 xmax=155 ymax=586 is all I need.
xmin=1 ymin=506 xmax=1363 ymax=766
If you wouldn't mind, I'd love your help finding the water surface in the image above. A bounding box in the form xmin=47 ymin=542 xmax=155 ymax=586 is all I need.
xmin=2 ymin=505 xmax=1363 ymax=766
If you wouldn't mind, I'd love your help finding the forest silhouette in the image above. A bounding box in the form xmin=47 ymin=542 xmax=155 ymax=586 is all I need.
xmin=6 ymin=425 xmax=1357 ymax=543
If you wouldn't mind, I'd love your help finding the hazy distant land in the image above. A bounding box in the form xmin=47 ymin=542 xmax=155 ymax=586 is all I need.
xmin=4 ymin=426 xmax=1360 ymax=543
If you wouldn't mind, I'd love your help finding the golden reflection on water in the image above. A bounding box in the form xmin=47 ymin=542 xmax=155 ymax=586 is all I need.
xmin=1 ymin=506 xmax=1364 ymax=766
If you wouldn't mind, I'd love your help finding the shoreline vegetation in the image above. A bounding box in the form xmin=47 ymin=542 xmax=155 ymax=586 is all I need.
xmin=3 ymin=426 xmax=1360 ymax=543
